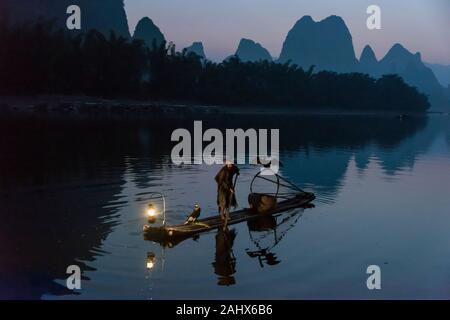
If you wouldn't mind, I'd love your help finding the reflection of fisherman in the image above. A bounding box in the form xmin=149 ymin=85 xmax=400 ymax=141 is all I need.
xmin=212 ymin=228 xmax=237 ymax=286
xmin=215 ymin=161 xmax=240 ymax=228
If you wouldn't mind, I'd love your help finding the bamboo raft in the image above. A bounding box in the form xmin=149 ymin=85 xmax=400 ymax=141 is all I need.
xmin=143 ymin=191 xmax=315 ymax=246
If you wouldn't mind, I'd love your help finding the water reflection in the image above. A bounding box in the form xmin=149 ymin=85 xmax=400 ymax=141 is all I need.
xmin=1 ymin=112 xmax=449 ymax=299
xmin=246 ymin=209 xmax=308 ymax=268
xmin=0 ymin=183 xmax=122 ymax=299
xmin=144 ymin=204 xmax=313 ymax=287
xmin=146 ymin=252 xmax=156 ymax=271
xmin=213 ymin=228 xmax=237 ymax=286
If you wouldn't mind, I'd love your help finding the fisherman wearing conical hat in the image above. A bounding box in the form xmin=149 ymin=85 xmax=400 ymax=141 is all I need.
xmin=215 ymin=160 xmax=240 ymax=229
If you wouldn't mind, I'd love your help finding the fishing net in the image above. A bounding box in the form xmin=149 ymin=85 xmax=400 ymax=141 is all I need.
xmin=249 ymin=171 xmax=305 ymax=201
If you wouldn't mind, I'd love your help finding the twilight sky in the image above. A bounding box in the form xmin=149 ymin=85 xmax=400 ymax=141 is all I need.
xmin=124 ymin=0 xmax=450 ymax=64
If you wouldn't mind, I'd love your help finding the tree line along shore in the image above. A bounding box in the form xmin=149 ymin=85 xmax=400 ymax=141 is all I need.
xmin=0 ymin=20 xmax=430 ymax=113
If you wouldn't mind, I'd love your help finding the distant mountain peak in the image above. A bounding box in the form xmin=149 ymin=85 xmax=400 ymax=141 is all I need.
xmin=378 ymin=43 xmax=444 ymax=107
xmin=133 ymin=17 xmax=165 ymax=48
xmin=386 ymin=43 xmax=421 ymax=60
xmin=391 ymin=43 xmax=407 ymax=51
xmin=294 ymin=15 xmax=346 ymax=26
xmin=185 ymin=42 xmax=206 ymax=59
xmin=279 ymin=14 xmax=357 ymax=72
xmin=382 ymin=43 xmax=422 ymax=65
xmin=359 ymin=45 xmax=379 ymax=75
xmin=296 ymin=15 xmax=314 ymax=25
xmin=2 ymin=0 xmax=131 ymax=38
xmin=389 ymin=43 xmax=409 ymax=56
xmin=322 ymin=15 xmax=346 ymax=24
xmin=139 ymin=17 xmax=154 ymax=25
xmin=235 ymin=38 xmax=272 ymax=62
xmin=239 ymin=38 xmax=259 ymax=47
xmin=360 ymin=45 xmax=378 ymax=63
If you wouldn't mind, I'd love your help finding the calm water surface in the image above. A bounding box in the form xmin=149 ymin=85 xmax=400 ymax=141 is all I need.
xmin=1 ymin=113 xmax=450 ymax=299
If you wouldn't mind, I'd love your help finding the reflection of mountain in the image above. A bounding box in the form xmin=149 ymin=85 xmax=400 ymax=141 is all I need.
xmin=282 ymin=115 xmax=443 ymax=200
xmin=0 ymin=118 xmax=130 ymax=299
xmin=371 ymin=119 xmax=441 ymax=175
xmin=0 ymin=117 xmax=173 ymax=299
xmin=200 ymin=114 xmax=429 ymax=202
xmin=1 ymin=113 xmax=444 ymax=298
xmin=280 ymin=116 xmax=434 ymax=199
xmin=0 ymin=183 xmax=122 ymax=299
xmin=1 ymin=0 xmax=130 ymax=38
xmin=284 ymin=149 xmax=350 ymax=202
xmin=0 ymin=115 xmax=198 ymax=299
xmin=130 ymin=114 xmax=431 ymax=203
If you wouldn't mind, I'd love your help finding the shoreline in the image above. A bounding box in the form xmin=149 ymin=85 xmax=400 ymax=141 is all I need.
xmin=0 ymin=95 xmax=445 ymax=117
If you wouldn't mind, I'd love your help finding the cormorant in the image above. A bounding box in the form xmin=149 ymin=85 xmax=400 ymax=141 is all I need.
xmin=184 ymin=203 xmax=201 ymax=224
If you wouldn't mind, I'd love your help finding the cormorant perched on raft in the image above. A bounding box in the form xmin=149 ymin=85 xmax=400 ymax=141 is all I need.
xmin=184 ymin=203 xmax=201 ymax=225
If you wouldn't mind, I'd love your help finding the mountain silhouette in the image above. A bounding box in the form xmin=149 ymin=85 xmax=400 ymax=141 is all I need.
xmin=1 ymin=5 xmax=447 ymax=109
xmin=425 ymin=63 xmax=450 ymax=88
xmin=1 ymin=0 xmax=130 ymax=38
xmin=276 ymin=14 xmax=449 ymax=109
xmin=359 ymin=45 xmax=379 ymax=76
xmin=235 ymin=38 xmax=272 ymax=62
xmin=380 ymin=44 xmax=424 ymax=74
xmin=185 ymin=42 xmax=206 ymax=59
xmin=133 ymin=17 xmax=165 ymax=49
xmin=363 ymin=43 xmax=448 ymax=109
xmin=279 ymin=15 xmax=358 ymax=72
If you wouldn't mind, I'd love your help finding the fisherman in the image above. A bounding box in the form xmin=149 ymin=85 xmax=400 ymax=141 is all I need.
xmin=215 ymin=160 xmax=240 ymax=229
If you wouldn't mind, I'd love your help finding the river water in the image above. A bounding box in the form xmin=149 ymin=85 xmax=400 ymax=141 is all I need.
xmin=1 ymin=112 xmax=450 ymax=299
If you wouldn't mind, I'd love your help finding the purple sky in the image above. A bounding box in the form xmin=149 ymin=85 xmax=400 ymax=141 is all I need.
xmin=124 ymin=0 xmax=450 ymax=64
